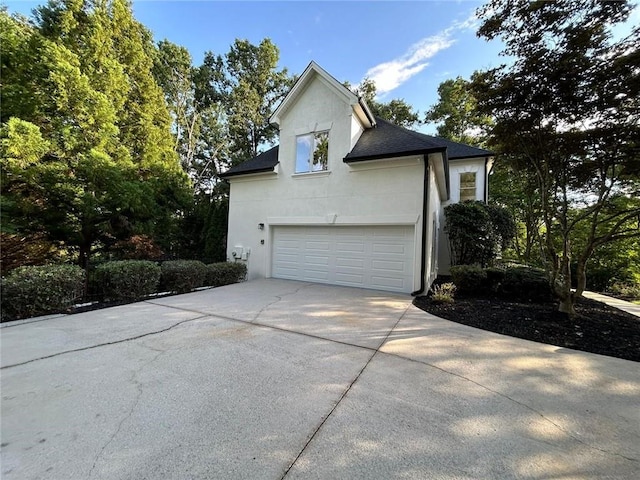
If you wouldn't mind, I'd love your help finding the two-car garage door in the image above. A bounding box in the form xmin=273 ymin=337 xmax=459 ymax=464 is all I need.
xmin=272 ymin=225 xmax=415 ymax=293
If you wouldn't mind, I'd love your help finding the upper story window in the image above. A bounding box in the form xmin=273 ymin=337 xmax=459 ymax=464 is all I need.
xmin=296 ymin=131 xmax=329 ymax=173
xmin=459 ymin=172 xmax=477 ymax=202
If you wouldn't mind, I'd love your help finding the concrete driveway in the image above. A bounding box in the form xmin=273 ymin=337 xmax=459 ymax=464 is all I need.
xmin=1 ymin=279 xmax=639 ymax=479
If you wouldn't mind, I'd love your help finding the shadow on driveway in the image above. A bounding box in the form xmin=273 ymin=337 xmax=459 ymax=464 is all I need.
xmin=2 ymin=279 xmax=638 ymax=479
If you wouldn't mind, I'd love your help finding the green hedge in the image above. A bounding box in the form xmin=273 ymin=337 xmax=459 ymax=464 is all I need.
xmin=93 ymin=260 xmax=160 ymax=301
xmin=205 ymin=262 xmax=247 ymax=287
xmin=450 ymin=264 xmax=551 ymax=301
xmin=450 ymin=265 xmax=487 ymax=294
xmin=1 ymin=264 xmax=85 ymax=321
xmin=500 ymin=266 xmax=551 ymax=302
xmin=160 ymin=260 xmax=208 ymax=293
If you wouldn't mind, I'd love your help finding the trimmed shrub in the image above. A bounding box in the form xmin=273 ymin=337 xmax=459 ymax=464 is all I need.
xmin=160 ymin=260 xmax=208 ymax=293
xmin=485 ymin=267 xmax=506 ymax=293
xmin=1 ymin=264 xmax=85 ymax=321
xmin=430 ymin=282 xmax=456 ymax=304
xmin=445 ymin=201 xmax=515 ymax=267
xmin=93 ymin=260 xmax=160 ymax=301
xmin=499 ymin=265 xmax=552 ymax=302
xmin=205 ymin=262 xmax=247 ymax=287
xmin=450 ymin=265 xmax=487 ymax=295
xmin=607 ymin=281 xmax=640 ymax=301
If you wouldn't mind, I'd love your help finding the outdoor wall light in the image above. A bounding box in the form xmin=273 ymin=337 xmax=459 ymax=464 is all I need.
xmin=258 ymin=223 xmax=265 ymax=230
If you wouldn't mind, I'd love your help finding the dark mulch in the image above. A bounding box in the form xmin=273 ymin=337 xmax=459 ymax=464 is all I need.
xmin=413 ymin=295 xmax=640 ymax=362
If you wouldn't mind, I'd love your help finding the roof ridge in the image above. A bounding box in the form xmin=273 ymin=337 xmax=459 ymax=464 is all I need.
xmin=373 ymin=116 xmax=444 ymax=148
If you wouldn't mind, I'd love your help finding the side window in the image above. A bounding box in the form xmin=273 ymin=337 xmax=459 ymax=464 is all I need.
xmin=459 ymin=172 xmax=476 ymax=202
xmin=296 ymin=131 xmax=329 ymax=173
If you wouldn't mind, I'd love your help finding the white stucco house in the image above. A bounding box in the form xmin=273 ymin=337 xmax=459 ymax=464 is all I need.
xmin=220 ymin=62 xmax=492 ymax=294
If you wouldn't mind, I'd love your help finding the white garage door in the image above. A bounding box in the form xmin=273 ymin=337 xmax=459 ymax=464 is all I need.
xmin=272 ymin=225 xmax=415 ymax=293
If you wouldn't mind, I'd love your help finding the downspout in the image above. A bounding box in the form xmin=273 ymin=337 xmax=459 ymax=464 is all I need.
xmin=411 ymin=156 xmax=429 ymax=296
xmin=484 ymin=156 xmax=493 ymax=203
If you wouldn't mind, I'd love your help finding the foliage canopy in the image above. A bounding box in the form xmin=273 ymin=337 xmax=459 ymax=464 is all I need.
xmin=472 ymin=0 xmax=640 ymax=314
xmin=1 ymin=1 xmax=191 ymax=269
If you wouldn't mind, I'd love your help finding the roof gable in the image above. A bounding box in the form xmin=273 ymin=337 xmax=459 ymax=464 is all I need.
xmin=270 ymin=61 xmax=375 ymax=128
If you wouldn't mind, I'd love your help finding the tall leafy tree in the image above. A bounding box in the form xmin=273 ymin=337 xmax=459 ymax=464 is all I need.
xmin=196 ymin=39 xmax=292 ymax=165
xmin=424 ymin=76 xmax=492 ymax=145
xmin=1 ymin=1 xmax=190 ymax=269
xmin=425 ymin=76 xmax=543 ymax=261
xmin=352 ymin=78 xmax=421 ymax=128
xmin=153 ymin=40 xmax=228 ymax=194
xmin=473 ymin=0 xmax=640 ymax=315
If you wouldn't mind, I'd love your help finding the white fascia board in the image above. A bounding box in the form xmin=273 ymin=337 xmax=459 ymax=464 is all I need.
xmin=429 ymin=152 xmax=449 ymax=201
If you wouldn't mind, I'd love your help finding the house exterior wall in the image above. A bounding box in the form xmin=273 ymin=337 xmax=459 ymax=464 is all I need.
xmin=437 ymin=157 xmax=488 ymax=275
xmin=226 ymin=75 xmax=433 ymax=292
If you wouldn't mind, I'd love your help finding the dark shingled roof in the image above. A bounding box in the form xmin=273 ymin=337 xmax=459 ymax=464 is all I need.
xmin=344 ymin=117 xmax=493 ymax=162
xmin=222 ymin=118 xmax=493 ymax=178
xmin=220 ymin=146 xmax=279 ymax=178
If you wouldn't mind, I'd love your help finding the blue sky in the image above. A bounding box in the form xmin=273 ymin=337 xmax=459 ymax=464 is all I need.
xmin=4 ymin=0 xmax=639 ymax=134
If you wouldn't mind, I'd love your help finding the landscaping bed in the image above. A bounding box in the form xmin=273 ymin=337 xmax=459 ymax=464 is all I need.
xmin=414 ymin=294 xmax=640 ymax=362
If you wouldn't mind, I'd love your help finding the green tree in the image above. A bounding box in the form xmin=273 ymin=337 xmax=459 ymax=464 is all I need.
xmin=153 ymin=40 xmax=229 ymax=195
xmin=198 ymin=39 xmax=292 ymax=165
xmin=1 ymin=1 xmax=190 ymax=270
xmin=473 ymin=0 xmax=640 ymax=315
xmin=489 ymin=161 xmax=543 ymax=263
xmin=352 ymin=78 xmax=421 ymax=128
xmin=423 ymin=75 xmax=540 ymax=262
xmin=424 ymin=76 xmax=492 ymax=145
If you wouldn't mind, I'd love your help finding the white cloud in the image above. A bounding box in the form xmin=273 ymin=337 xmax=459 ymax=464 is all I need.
xmin=364 ymin=12 xmax=478 ymax=96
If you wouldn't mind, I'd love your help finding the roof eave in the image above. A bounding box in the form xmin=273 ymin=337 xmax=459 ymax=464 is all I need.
xmin=344 ymin=147 xmax=446 ymax=164
xmin=219 ymin=166 xmax=278 ymax=179
xmin=449 ymin=153 xmax=494 ymax=160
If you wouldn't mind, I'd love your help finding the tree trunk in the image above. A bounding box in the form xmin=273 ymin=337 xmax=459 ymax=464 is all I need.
xmin=78 ymin=242 xmax=90 ymax=271
xmin=558 ymin=294 xmax=577 ymax=316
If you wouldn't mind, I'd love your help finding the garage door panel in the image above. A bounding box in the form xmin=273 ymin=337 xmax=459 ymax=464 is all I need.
xmin=304 ymin=241 xmax=330 ymax=250
xmin=272 ymin=226 xmax=415 ymax=293
xmin=336 ymin=242 xmax=365 ymax=253
xmin=372 ymin=243 xmax=407 ymax=255
xmin=304 ymin=269 xmax=330 ymax=281
xmin=304 ymin=255 xmax=329 ymax=266
xmin=371 ymin=275 xmax=405 ymax=289
xmin=336 ymin=257 xmax=365 ymax=269
xmin=335 ymin=272 xmax=365 ymax=284
xmin=372 ymin=260 xmax=405 ymax=272
xmin=275 ymin=267 xmax=299 ymax=278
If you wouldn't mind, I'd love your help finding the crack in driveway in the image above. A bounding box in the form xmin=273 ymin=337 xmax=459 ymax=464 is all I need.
xmin=87 ymin=348 xmax=166 ymax=478
xmin=250 ymin=283 xmax=313 ymax=323
xmin=4 ymin=287 xmax=636 ymax=471
xmin=0 ymin=315 xmax=209 ymax=370
xmin=278 ymin=303 xmax=413 ymax=480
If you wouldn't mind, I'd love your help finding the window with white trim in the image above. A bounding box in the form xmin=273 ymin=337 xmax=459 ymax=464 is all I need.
xmin=459 ymin=172 xmax=476 ymax=202
xmin=296 ymin=131 xmax=329 ymax=173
